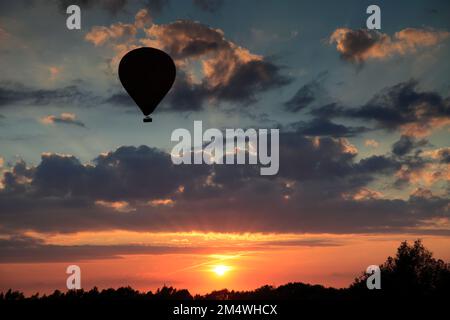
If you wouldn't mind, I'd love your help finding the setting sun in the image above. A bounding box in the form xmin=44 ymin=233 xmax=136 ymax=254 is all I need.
xmin=213 ymin=265 xmax=231 ymax=277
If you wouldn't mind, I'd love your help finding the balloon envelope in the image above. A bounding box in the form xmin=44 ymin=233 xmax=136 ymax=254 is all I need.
xmin=118 ymin=47 xmax=176 ymax=118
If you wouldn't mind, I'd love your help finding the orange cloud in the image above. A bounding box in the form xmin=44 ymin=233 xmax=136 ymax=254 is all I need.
xmin=48 ymin=66 xmax=62 ymax=81
xmin=95 ymin=200 xmax=136 ymax=213
xmin=148 ymin=198 xmax=175 ymax=207
xmin=85 ymin=9 xmax=275 ymax=93
xmin=340 ymin=138 xmax=358 ymax=154
xmin=410 ymin=187 xmax=434 ymax=199
xmin=85 ymin=9 xmax=149 ymax=65
xmin=400 ymin=117 xmax=450 ymax=138
xmin=40 ymin=113 xmax=85 ymax=127
xmin=422 ymin=147 xmax=450 ymax=161
xmin=396 ymin=163 xmax=450 ymax=186
xmin=330 ymin=27 xmax=450 ymax=63
xmin=85 ymin=20 xmax=139 ymax=46
xmin=365 ymin=139 xmax=379 ymax=148
xmin=343 ymin=188 xmax=383 ymax=201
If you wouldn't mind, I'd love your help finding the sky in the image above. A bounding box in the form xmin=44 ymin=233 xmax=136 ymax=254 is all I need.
xmin=0 ymin=0 xmax=449 ymax=295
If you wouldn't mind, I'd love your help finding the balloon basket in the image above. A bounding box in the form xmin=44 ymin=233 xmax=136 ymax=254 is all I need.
xmin=143 ymin=116 xmax=152 ymax=123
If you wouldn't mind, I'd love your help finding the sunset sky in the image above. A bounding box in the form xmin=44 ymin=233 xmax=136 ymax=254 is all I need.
xmin=1 ymin=0 xmax=450 ymax=295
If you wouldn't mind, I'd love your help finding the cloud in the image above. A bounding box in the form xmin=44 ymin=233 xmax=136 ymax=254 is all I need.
xmin=148 ymin=198 xmax=175 ymax=207
xmin=329 ymin=27 xmax=450 ymax=64
xmin=95 ymin=200 xmax=135 ymax=213
xmin=54 ymin=0 xmax=170 ymax=15
xmin=85 ymin=23 xmax=138 ymax=46
xmin=3 ymin=146 xmax=208 ymax=203
xmin=392 ymin=135 xmax=428 ymax=156
xmin=0 ymin=82 xmax=93 ymax=108
xmin=342 ymin=187 xmax=383 ymax=201
xmin=0 ymin=234 xmax=219 ymax=263
xmin=395 ymin=162 xmax=449 ymax=187
xmin=0 ymin=129 xmax=448 ymax=235
xmin=310 ymin=103 xmax=343 ymax=119
xmin=104 ymin=92 xmax=135 ymax=107
xmin=365 ymin=139 xmax=379 ymax=148
xmin=423 ymin=148 xmax=450 ymax=163
xmin=284 ymin=72 xmax=328 ymax=112
xmin=193 ymin=0 xmax=223 ymax=13
xmin=40 ymin=113 xmax=86 ymax=128
xmin=284 ymin=80 xmax=321 ymax=112
xmin=410 ymin=187 xmax=434 ymax=199
xmin=367 ymin=81 xmax=450 ymax=135
xmin=340 ymin=80 xmax=450 ymax=137
xmin=388 ymin=144 xmax=448 ymax=188
xmin=0 ymin=233 xmax=343 ymax=263
xmin=289 ymin=118 xmax=368 ymax=137
xmin=86 ymin=10 xmax=291 ymax=111
xmin=48 ymin=66 xmax=62 ymax=81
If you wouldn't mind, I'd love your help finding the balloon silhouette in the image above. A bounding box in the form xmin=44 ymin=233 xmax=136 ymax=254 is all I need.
xmin=118 ymin=47 xmax=176 ymax=122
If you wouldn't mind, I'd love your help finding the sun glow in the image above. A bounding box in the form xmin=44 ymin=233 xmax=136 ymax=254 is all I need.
xmin=212 ymin=265 xmax=231 ymax=277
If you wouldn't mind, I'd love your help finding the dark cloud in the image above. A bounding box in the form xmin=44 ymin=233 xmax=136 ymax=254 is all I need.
xmin=392 ymin=135 xmax=428 ymax=156
xmin=0 ymin=234 xmax=218 ymax=263
xmin=284 ymin=80 xmax=320 ymax=112
xmin=0 ymin=131 xmax=448 ymax=235
xmin=212 ymin=60 xmax=291 ymax=104
xmin=346 ymin=80 xmax=450 ymax=135
xmin=276 ymin=131 xmax=399 ymax=187
xmin=165 ymin=72 xmax=209 ymax=111
xmin=193 ymin=0 xmax=223 ymax=13
xmin=284 ymin=72 xmax=328 ymax=113
xmin=1 ymin=160 xmax=34 ymax=194
xmin=310 ymin=103 xmax=343 ymax=119
xmin=54 ymin=0 xmax=170 ymax=15
xmin=356 ymin=155 xmax=400 ymax=175
xmin=289 ymin=118 xmax=368 ymax=137
xmin=104 ymin=92 xmax=134 ymax=108
xmin=105 ymin=71 xmax=208 ymax=112
xmin=0 ymin=233 xmax=343 ymax=263
xmin=316 ymin=81 xmax=450 ymax=137
xmin=24 ymin=146 xmax=208 ymax=201
xmin=107 ymin=60 xmax=290 ymax=112
xmin=0 ymin=82 xmax=93 ymax=108
xmin=277 ymin=132 xmax=355 ymax=181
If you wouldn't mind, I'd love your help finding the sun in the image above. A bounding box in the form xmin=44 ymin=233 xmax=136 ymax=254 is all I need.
xmin=212 ymin=265 xmax=231 ymax=277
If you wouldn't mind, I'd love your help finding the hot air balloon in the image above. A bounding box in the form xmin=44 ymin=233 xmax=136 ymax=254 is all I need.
xmin=118 ymin=47 xmax=176 ymax=122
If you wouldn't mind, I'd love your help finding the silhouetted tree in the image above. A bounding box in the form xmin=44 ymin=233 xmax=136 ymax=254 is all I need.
xmin=3 ymin=289 xmax=24 ymax=301
xmin=351 ymin=239 xmax=450 ymax=297
xmin=154 ymin=286 xmax=192 ymax=300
